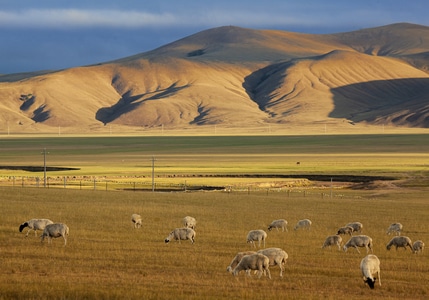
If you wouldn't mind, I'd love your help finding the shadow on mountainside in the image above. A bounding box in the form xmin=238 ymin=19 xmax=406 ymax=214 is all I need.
xmin=330 ymin=78 xmax=429 ymax=127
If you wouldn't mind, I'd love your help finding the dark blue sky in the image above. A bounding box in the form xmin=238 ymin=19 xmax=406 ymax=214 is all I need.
xmin=1 ymin=0 xmax=428 ymax=74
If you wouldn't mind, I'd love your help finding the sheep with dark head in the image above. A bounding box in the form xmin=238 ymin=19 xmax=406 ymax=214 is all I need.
xmin=267 ymin=219 xmax=288 ymax=232
xmin=164 ymin=228 xmax=195 ymax=244
xmin=19 ymin=218 xmax=53 ymax=237
xmin=360 ymin=254 xmax=381 ymax=289
xmin=41 ymin=223 xmax=69 ymax=246
xmin=337 ymin=226 xmax=353 ymax=236
xmin=131 ymin=214 xmax=142 ymax=228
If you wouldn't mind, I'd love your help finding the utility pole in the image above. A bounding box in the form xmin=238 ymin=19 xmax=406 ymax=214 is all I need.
xmin=151 ymin=156 xmax=156 ymax=192
xmin=42 ymin=148 xmax=49 ymax=187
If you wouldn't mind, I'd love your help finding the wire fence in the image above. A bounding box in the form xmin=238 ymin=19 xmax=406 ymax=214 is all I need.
xmin=0 ymin=175 xmax=365 ymax=200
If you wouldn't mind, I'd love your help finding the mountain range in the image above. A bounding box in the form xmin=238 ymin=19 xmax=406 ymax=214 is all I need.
xmin=1 ymin=23 xmax=428 ymax=133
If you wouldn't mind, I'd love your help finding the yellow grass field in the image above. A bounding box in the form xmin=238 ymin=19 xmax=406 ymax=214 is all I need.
xmin=1 ymin=187 xmax=428 ymax=299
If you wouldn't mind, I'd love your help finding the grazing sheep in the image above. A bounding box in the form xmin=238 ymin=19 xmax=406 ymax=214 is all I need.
xmin=164 ymin=228 xmax=196 ymax=244
xmin=267 ymin=219 xmax=288 ymax=232
xmin=386 ymin=236 xmax=413 ymax=251
xmin=294 ymin=219 xmax=312 ymax=230
xmin=386 ymin=223 xmax=403 ymax=236
xmin=322 ymin=235 xmax=343 ymax=251
xmin=131 ymin=214 xmax=142 ymax=228
xmin=257 ymin=248 xmax=288 ymax=277
xmin=337 ymin=226 xmax=354 ymax=236
xmin=360 ymin=254 xmax=381 ymax=289
xmin=182 ymin=216 xmax=197 ymax=229
xmin=346 ymin=222 xmax=363 ymax=234
xmin=246 ymin=230 xmax=267 ymax=248
xmin=19 ymin=218 xmax=53 ymax=237
xmin=232 ymin=253 xmax=271 ymax=279
xmin=343 ymin=235 xmax=373 ymax=253
xmin=41 ymin=223 xmax=69 ymax=246
xmin=226 ymin=251 xmax=256 ymax=273
xmin=412 ymin=240 xmax=425 ymax=254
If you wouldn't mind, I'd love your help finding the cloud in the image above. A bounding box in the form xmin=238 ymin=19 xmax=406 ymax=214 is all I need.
xmin=0 ymin=8 xmax=381 ymax=30
xmin=0 ymin=9 xmax=180 ymax=28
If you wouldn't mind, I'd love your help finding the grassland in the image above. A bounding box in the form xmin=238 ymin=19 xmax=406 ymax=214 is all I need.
xmin=0 ymin=134 xmax=428 ymax=299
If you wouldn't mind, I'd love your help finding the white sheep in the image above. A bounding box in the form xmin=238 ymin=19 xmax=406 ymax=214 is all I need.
xmin=131 ymin=214 xmax=142 ymax=228
xmin=294 ymin=219 xmax=312 ymax=230
xmin=343 ymin=235 xmax=373 ymax=253
xmin=41 ymin=223 xmax=69 ymax=246
xmin=322 ymin=235 xmax=343 ymax=251
xmin=386 ymin=222 xmax=403 ymax=235
xmin=246 ymin=230 xmax=267 ymax=248
xmin=386 ymin=236 xmax=413 ymax=251
xmin=267 ymin=219 xmax=288 ymax=232
xmin=164 ymin=228 xmax=196 ymax=244
xmin=345 ymin=222 xmax=363 ymax=234
xmin=19 ymin=218 xmax=53 ymax=237
xmin=232 ymin=253 xmax=271 ymax=279
xmin=257 ymin=247 xmax=288 ymax=277
xmin=337 ymin=226 xmax=354 ymax=236
xmin=182 ymin=216 xmax=197 ymax=229
xmin=226 ymin=251 xmax=256 ymax=273
xmin=412 ymin=240 xmax=425 ymax=254
xmin=360 ymin=254 xmax=381 ymax=289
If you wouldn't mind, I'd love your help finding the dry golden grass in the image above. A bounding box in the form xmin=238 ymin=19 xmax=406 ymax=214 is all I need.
xmin=1 ymin=186 xmax=428 ymax=299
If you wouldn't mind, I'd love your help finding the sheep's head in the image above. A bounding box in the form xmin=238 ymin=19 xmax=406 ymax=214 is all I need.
xmin=386 ymin=244 xmax=391 ymax=250
xmin=267 ymin=226 xmax=273 ymax=231
xmin=364 ymin=277 xmax=376 ymax=289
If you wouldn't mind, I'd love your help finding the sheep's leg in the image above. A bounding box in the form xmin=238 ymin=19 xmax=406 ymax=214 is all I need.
xmin=279 ymin=263 xmax=284 ymax=277
xmin=63 ymin=235 xmax=67 ymax=246
xmin=354 ymin=246 xmax=361 ymax=253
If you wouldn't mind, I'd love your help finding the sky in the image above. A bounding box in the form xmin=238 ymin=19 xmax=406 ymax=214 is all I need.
xmin=1 ymin=0 xmax=428 ymax=74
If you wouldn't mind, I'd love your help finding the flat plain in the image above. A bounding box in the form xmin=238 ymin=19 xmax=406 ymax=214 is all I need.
xmin=0 ymin=134 xmax=428 ymax=299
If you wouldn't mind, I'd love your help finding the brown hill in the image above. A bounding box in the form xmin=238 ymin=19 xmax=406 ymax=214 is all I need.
xmin=0 ymin=23 xmax=428 ymax=133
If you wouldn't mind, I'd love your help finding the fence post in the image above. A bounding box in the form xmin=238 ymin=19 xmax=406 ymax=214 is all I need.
xmin=64 ymin=177 xmax=66 ymax=189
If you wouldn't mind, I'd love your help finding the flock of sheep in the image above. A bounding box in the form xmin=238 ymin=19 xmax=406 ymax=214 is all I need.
xmin=19 ymin=214 xmax=425 ymax=290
